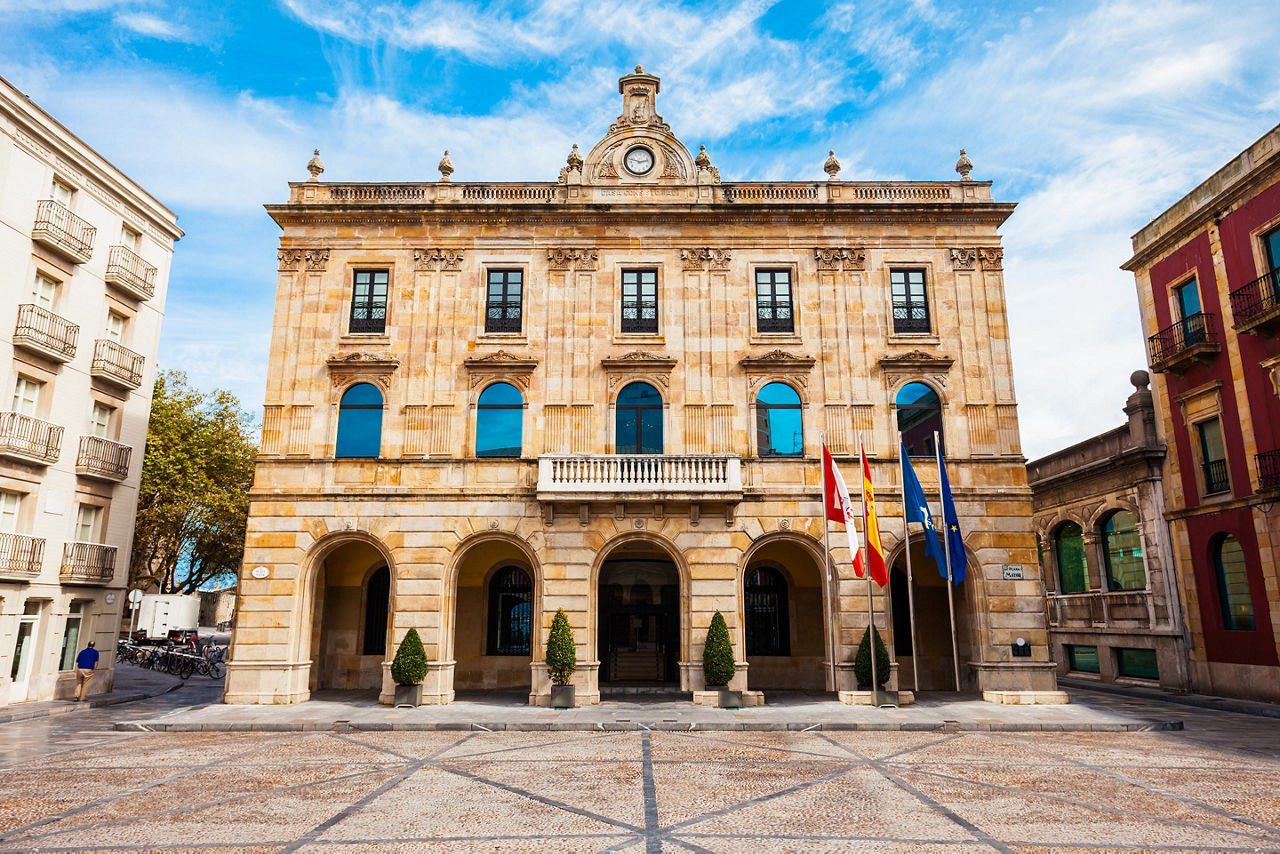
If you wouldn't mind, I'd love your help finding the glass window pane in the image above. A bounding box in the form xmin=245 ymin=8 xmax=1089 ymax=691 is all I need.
xmin=1066 ymin=644 xmax=1100 ymax=673
xmin=1055 ymin=523 xmax=1087 ymax=593
xmin=639 ymin=409 xmax=663 ymax=454
xmin=479 ymin=383 xmax=522 ymax=407
xmin=1176 ymin=279 xmax=1202 ymax=318
xmin=1214 ymin=535 xmax=1255 ymax=630
xmin=1103 ymin=511 xmax=1145 ymax=591
xmin=1115 ymin=647 xmax=1159 ymax=679
xmin=477 ymin=406 xmax=523 ymax=457
xmin=616 ymin=408 xmax=639 ymax=454
xmin=766 ymin=408 xmax=803 ymax=456
xmin=896 ymin=382 xmax=942 ymax=457
xmin=1266 ymin=227 xmax=1280 ymax=272
xmin=60 ymin=616 xmax=82 ymax=670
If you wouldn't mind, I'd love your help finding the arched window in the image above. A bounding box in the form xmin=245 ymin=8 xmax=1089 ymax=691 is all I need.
xmin=756 ymin=382 xmax=803 ymax=457
xmin=362 ymin=565 xmax=390 ymax=655
xmin=615 ymin=382 xmax=663 ymax=454
xmin=476 ymin=383 xmax=523 ymax=458
xmin=1212 ymin=534 xmax=1255 ymax=631
xmin=1054 ymin=522 xmax=1087 ymax=594
xmin=744 ymin=566 xmax=790 ymax=656
xmin=1102 ymin=511 xmax=1145 ymax=591
xmin=336 ymin=383 xmax=383 ymax=458
xmin=897 ymin=382 xmax=943 ymax=457
xmin=488 ymin=566 xmax=532 ymax=655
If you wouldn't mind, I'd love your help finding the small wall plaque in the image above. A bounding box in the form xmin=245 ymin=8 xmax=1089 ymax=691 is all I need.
xmin=251 ymin=566 xmax=270 ymax=579
xmin=1002 ymin=564 xmax=1024 ymax=580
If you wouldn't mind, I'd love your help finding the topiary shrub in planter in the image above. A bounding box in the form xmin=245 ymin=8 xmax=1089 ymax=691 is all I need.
xmin=702 ymin=611 xmax=738 ymax=706
xmin=390 ymin=628 xmax=428 ymax=707
xmin=546 ymin=608 xmax=577 ymax=709
xmin=853 ymin=625 xmax=891 ymax=690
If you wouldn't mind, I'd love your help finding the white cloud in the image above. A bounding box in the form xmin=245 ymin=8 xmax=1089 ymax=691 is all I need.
xmin=114 ymin=11 xmax=194 ymax=42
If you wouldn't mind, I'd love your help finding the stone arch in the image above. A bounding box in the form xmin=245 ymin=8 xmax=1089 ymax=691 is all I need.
xmin=589 ymin=530 xmax=691 ymax=674
xmin=1086 ymin=496 xmax=1140 ymax=533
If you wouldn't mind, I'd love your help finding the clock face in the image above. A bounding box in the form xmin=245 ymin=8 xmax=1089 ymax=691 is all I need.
xmin=624 ymin=146 xmax=655 ymax=175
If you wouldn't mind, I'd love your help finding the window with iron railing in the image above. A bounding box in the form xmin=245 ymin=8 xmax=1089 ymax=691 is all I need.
xmin=1257 ymin=449 xmax=1280 ymax=491
xmin=755 ymin=269 xmax=793 ymax=333
xmin=1149 ymin=312 xmax=1216 ymax=363
xmin=891 ymin=268 xmax=931 ymax=333
xmin=349 ymin=270 xmax=388 ymax=334
xmin=1197 ymin=417 xmax=1230 ymax=496
xmin=484 ymin=270 xmax=523 ymax=333
xmin=621 ymin=269 xmax=658 ymax=334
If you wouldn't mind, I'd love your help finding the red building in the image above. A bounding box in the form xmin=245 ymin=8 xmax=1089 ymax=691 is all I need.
xmin=1123 ymin=123 xmax=1280 ymax=702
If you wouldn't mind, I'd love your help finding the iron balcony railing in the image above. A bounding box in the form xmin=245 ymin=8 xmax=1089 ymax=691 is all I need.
xmin=0 ymin=532 xmax=45 ymax=578
xmin=1148 ymin=312 xmax=1217 ymax=364
xmin=1258 ymin=449 xmax=1280 ymax=491
xmin=76 ymin=435 xmax=132 ymax=481
xmin=621 ymin=300 xmax=658 ymax=334
xmin=32 ymin=199 xmax=96 ymax=262
xmin=756 ymin=306 xmax=794 ymax=333
xmin=13 ymin=303 xmax=78 ymax=361
xmin=892 ymin=301 xmax=931 ymax=334
xmin=105 ymin=245 xmax=157 ymax=300
xmin=0 ymin=411 xmax=63 ymax=465
xmin=484 ymin=300 xmax=522 ymax=333
xmin=90 ymin=339 xmax=145 ymax=389
xmin=1203 ymin=458 xmax=1231 ymax=496
xmin=60 ymin=541 xmax=117 ymax=584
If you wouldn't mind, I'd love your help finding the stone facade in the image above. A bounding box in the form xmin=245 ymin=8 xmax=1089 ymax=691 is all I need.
xmin=0 ymin=73 xmax=182 ymax=704
xmin=1028 ymin=371 xmax=1188 ymax=691
xmin=1124 ymin=122 xmax=1280 ymax=703
xmin=225 ymin=68 xmax=1057 ymax=706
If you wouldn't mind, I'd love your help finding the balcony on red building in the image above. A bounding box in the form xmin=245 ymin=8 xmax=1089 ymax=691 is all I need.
xmin=1258 ymin=449 xmax=1280 ymax=494
xmin=1148 ymin=312 xmax=1221 ymax=373
xmin=1229 ymin=267 xmax=1280 ymax=336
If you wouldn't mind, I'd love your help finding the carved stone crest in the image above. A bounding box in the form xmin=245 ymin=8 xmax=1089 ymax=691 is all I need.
xmin=413 ymin=248 xmax=466 ymax=272
xmin=546 ymin=248 xmax=599 ymax=271
xmin=304 ymin=249 xmax=330 ymax=272
xmin=950 ymin=248 xmax=977 ymax=271
xmin=277 ymin=249 xmax=303 ymax=272
xmin=814 ymin=247 xmax=865 ymax=272
xmin=978 ymin=247 xmax=1004 ymax=271
xmin=680 ymin=247 xmax=731 ymax=271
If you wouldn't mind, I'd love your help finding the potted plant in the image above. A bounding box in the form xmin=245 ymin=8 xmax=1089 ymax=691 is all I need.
xmin=546 ymin=608 xmax=577 ymax=709
xmin=390 ymin=627 xmax=428 ymax=708
xmin=853 ymin=625 xmax=893 ymax=706
xmin=702 ymin=611 xmax=740 ymax=708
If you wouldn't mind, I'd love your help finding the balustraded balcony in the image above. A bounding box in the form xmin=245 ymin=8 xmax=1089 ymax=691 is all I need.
xmin=90 ymin=339 xmax=145 ymax=389
xmin=13 ymin=303 xmax=78 ymax=363
xmin=76 ymin=435 xmax=132 ymax=482
xmin=31 ymin=199 xmax=95 ymax=263
xmin=60 ymin=541 xmax=117 ymax=585
xmin=105 ymin=245 xmax=158 ymax=300
xmin=0 ymin=411 xmax=63 ymax=465
xmin=1048 ymin=590 xmax=1155 ymax=629
xmin=0 ymin=533 xmax=45 ymax=580
xmin=537 ymin=454 xmax=742 ymax=501
xmin=1229 ymin=266 xmax=1280 ymax=335
xmin=1148 ymin=312 xmax=1220 ymax=373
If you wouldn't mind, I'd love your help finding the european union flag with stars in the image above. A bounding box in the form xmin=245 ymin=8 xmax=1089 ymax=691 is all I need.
xmin=900 ymin=443 xmax=947 ymax=577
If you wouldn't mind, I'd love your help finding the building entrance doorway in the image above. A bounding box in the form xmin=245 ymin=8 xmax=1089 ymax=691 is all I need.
xmin=890 ymin=541 xmax=972 ymax=691
xmin=598 ymin=558 xmax=679 ymax=684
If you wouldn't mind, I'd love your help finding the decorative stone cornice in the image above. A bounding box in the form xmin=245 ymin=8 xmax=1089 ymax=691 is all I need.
xmin=304 ymin=249 xmax=330 ymax=272
xmin=949 ymin=247 xmax=977 ymax=271
xmin=463 ymin=350 xmax=539 ymax=390
xmin=978 ymin=247 xmax=1003 ymax=271
xmin=326 ymin=351 xmax=399 ymax=390
xmin=546 ymin=248 xmax=599 ymax=271
xmin=601 ymin=350 xmax=678 ymax=390
xmin=413 ymin=248 xmax=466 ymax=272
xmin=277 ymin=249 xmax=303 ymax=272
xmin=739 ymin=350 xmax=816 ymax=393
xmin=814 ymin=247 xmax=866 ymax=272
xmin=680 ymin=247 xmax=732 ymax=271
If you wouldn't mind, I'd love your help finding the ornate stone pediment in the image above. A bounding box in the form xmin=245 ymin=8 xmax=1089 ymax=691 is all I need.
xmin=579 ymin=67 xmax=699 ymax=188
xmin=463 ymin=350 xmax=538 ymax=390
xmin=326 ymin=351 xmax=399 ymax=390
xmin=413 ymin=248 xmax=466 ymax=272
xmin=601 ymin=350 xmax=677 ymax=390
xmin=878 ymin=350 xmax=953 ymax=388
xmin=739 ymin=350 xmax=816 ymax=394
xmin=546 ymin=248 xmax=599 ymax=271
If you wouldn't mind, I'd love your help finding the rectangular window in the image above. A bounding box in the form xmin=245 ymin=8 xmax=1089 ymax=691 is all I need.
xmin=59 ymin=602 xmax=83 ymax=671
xmin=348 ymin=270 xmax=389 ymax=334
xmin=484 ymin=270 xmax=523 ymax=333
xmin=90 ymin=402 xmax=114 ymax=438
xmin=621 ymin=269 xmax=658 ymax=334
xmin=12 ymin=377 xmax=42 ymax=416
xmin=33 ymin=274 xmax=59 ymax=310
xmin=50 ymin=179 xmax=73 ymax=206
xmin=755 ymin=270 xmax=793 ymax=333
xmin=0 ymin=490 xmax=20 ymax=534
xmin=75 ymin=504 xmax=100 ymax=543
xmin=105 ymin=311 xmax=126 ymax=343
xmin=1115 ymin=647 xmax=1159 ymax=680
xmin=1265 ymin=226 xmax=1280 ymax=273
xmin=1197 ymin=417 xmax=1230 ymax=496
xmin=1065 ymin=644 xmax=1100 ymax=673
xmin=891 ymin=269 xmax=931 ymax=333
xmin=1175 ymin=278 xmax=1202 ymax=320
xmin=120 ymin=225 xmax=141 ymax=250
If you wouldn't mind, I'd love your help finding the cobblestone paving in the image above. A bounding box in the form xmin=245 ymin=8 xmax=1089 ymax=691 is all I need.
xmin=2 ymin=721 xmax=1280 ymax=852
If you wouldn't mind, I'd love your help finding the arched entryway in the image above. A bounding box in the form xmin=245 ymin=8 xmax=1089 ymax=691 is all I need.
xmin=451 ymin=537 xmax=538 ymax=692
xmin=741 ymin=537 xmax=827 ymax=691
xmin=308 ymin=540 xmax=390 ymax=693
xmin=598 ymin=547 xmax=681 ymax=685
xmin=889 ymin=540 xmax=973 ymax=691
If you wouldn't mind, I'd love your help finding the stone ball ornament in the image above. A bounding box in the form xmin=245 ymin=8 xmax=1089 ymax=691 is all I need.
xmin=1130 ymin=369 xmax=1151 ymax=390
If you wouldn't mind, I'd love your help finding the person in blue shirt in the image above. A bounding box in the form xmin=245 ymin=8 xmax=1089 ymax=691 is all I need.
xmin=74 ymin=640 xmax=99 ymax=702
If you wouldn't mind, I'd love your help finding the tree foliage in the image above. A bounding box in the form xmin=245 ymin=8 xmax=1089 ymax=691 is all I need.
xmin=129 ymin=370 xmax=257 ymax=594
xmin=546 ymin=608 xmax=577 ymax=686
xmin=702 ymin=611 xmax=736 ymax=687
xmin=853 ymin=625 xmax=891 ymax=689
xmin=390 ymin=628 xmax=429 ymax=685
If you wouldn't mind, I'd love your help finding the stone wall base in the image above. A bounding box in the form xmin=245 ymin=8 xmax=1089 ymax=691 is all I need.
xmin=691 ymin=690 xmax=765 ymax=707
xmin=838 ymin=690 xmax=915 ymax=706
xmin=222 ymin=661 xmax=311 ymax=705
xmin=528 ymin=660 xmax=601 ymax=706
xmin=972 ymin=660 xmax=1059 ymax=694
xmin=983 ymin=690 xmax=1071 ymax=705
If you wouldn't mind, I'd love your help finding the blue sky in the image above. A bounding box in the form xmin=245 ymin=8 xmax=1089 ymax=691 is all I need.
xmin=2 ymin=0 xmax=1279 ymax=457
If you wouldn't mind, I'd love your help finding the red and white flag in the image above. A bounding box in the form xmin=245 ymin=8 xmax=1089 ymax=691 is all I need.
xmin=822 ymin=444 xmax=864 ymax=577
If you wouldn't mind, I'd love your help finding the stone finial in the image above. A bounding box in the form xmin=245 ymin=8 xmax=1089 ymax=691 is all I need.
xmin=695 ymin=145 xmax=712 ymax=170
xmin=438 ymin=150 xmax=454 ymax=182
xmin=566 ymin=144 xmax=582 ymax=171
xmin=1130 ymin=369 xmax=1150 ymax=390
xmin=955 ymin=148 xmax=973 ymax=181
xmin=635 ymin=64 xmax=644 ymax=74
xmin=306 ymin=149 xmax=324 ymax=182
xmin=824 ymin=149 xmax=841 ymax=181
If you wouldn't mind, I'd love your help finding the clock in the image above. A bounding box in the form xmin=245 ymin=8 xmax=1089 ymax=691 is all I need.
xmin=624 ymin=146 xmax=655 ymax=175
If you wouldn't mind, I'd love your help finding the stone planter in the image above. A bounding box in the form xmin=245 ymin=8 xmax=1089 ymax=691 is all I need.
xmin=550 ymin=684 xmax=576 ymax=709
xmin=717 ymin=688 xmax=743 ymax=709
xmin=394 ymin=683 xmax=422 ymax=708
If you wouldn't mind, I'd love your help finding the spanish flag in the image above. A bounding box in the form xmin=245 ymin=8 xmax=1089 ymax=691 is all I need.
xmin=859 ymin=442 xmax=888 ymax=587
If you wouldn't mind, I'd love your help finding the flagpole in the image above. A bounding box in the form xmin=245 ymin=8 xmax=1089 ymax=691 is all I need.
xmin=820 ymin=434 xmax=837 ymax=694
xmin=860 ymin=435 xmax=880 ymax=705
xmin=936 ymin=430 xmax=961 ymax=692
xmin=899 ymin=433 xmax=920 ymax=694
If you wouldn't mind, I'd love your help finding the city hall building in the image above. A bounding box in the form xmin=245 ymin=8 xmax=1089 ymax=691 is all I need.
xmin=224 ymin=69 xmax=1058 ymax=706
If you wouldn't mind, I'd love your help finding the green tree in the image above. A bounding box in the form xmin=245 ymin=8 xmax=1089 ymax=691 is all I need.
xmin=853 ymin=625 xmax=891 ymax=689
xmin=545 ymin=608 xmax=577 ymax=686
xmin=129 ymin=370 xmax=257 ymax=594
xmin=390 ymin=628 xmax=428 ymax=685
xmin=702 ymin=611 xmax=736 ymax=687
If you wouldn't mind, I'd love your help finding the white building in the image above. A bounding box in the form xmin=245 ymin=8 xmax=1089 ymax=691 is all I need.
xmin=0 ymin=74 xmax=181 ymax=704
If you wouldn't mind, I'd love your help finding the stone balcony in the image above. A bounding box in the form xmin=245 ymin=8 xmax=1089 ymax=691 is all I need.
xmin=90 ymin=339 xmax=145 ymax=390
xmin=0 ymin=411 xmax=63 ymax=466
xmin=76 ymin=434 xmax=132 ymax=482
xmin=31 ymin=199 xmax=95 ymax=263
xmin=536 ymin=454 xmax=742 ymax=502
xmin=1048 ymin=590 xmax=1156 ymax=629
xmin=0 ymin=532 xmax=45 ymax=580
xmin=105 ymin=244 xmax=158 ymax=300
xmin=60 ymin=541 xmax=117 ymax=585
xmin=13 ymin=303 xmax=78 ymax=363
